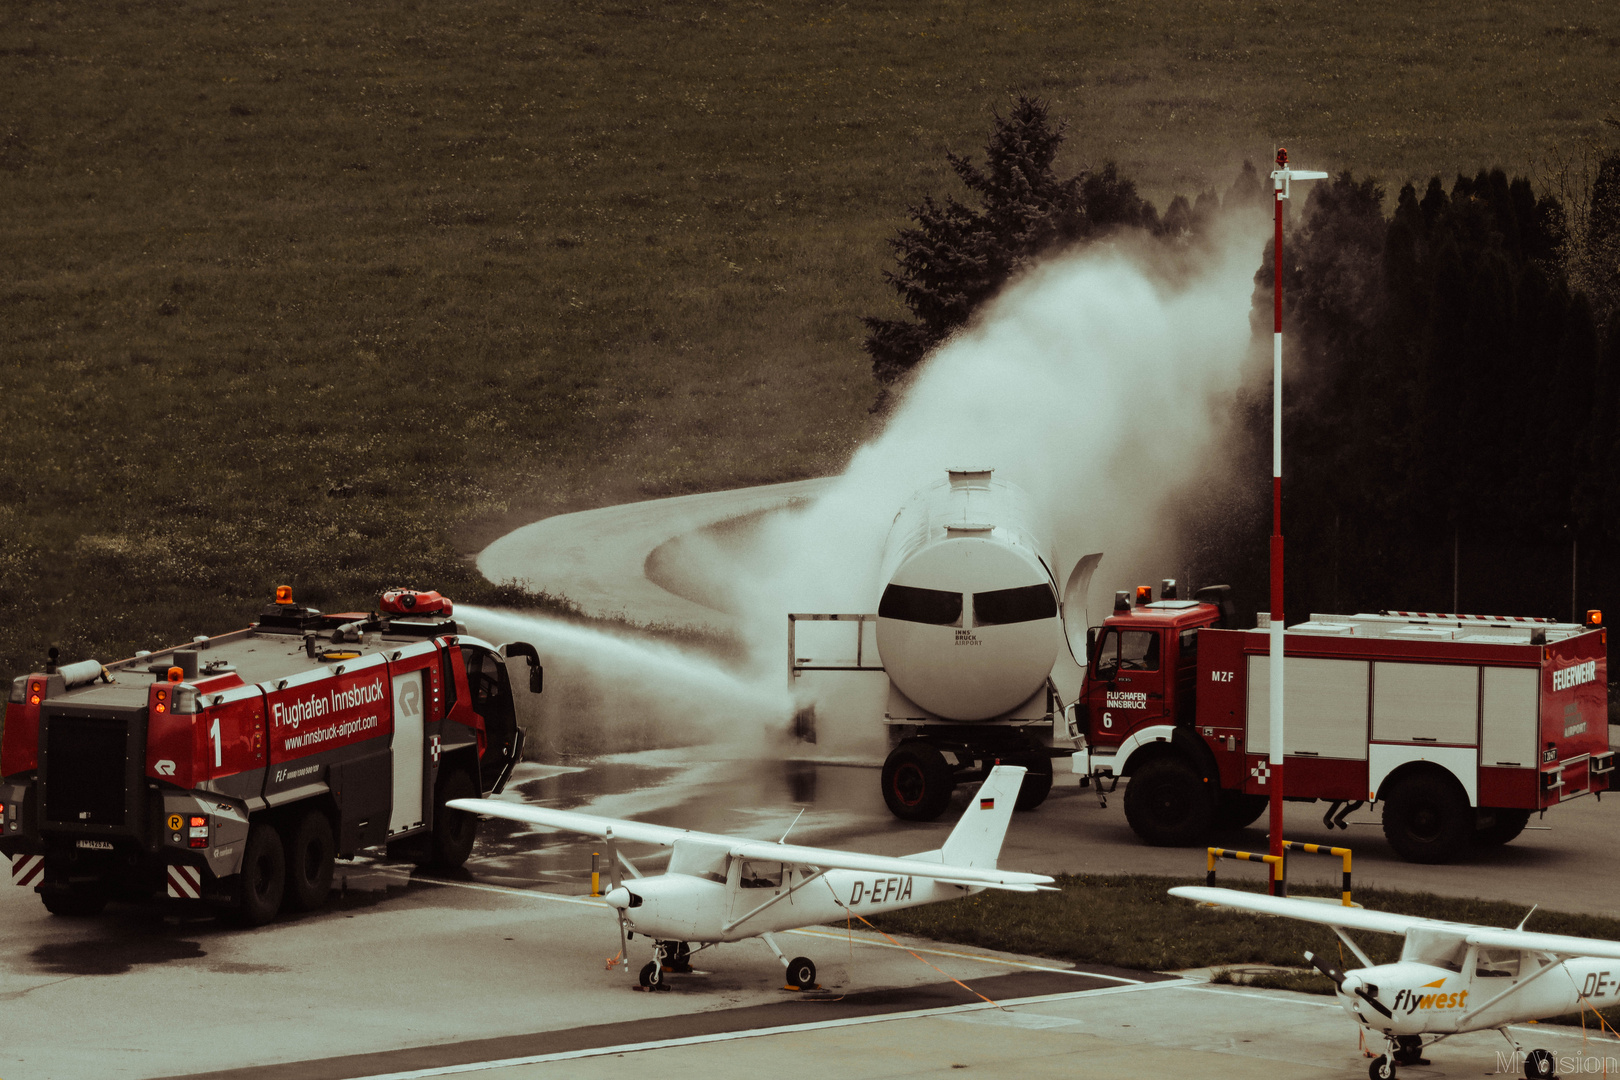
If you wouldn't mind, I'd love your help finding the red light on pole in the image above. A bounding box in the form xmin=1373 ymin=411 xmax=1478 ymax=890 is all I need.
xmin=1266 ymin=149 xmax=1327 ymax=893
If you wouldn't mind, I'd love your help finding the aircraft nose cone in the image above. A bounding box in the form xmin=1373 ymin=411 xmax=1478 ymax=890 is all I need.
xmin=603 ymin=886 xmax=631 ymax=910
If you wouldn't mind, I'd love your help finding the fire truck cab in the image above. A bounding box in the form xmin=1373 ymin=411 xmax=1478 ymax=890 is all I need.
xmin=0 ymin=588 xmax=541 ymax=923
xmin=1075 ymin=586 xmax=1613 ymax=862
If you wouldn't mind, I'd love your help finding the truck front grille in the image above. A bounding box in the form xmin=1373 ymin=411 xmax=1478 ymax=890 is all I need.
xmin=43 ymin=714 xmax=130 ymax=826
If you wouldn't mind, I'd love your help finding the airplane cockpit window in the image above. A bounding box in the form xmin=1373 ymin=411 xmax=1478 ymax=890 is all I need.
xmin=1095 ymin=630 xmax=1161 ymax=677
xmin=669 ymin=841 xmax=730 ymax=884
xmin=879 ymin=584 xmax=963 ymax=627
xmin=972 ymin=583 xmax=1058 ymax=626
xmin=1475 ymin=948 xmax=1522 ymax=978
xmin=1402 ymin=929 xmax=1467 ymax=971
xmin=739 ymin=861 xmax=783 ymax=889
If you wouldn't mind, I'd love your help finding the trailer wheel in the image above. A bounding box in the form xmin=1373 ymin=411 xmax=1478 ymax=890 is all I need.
xmin=1123 ymin=756 xmax=1214 ymax=846
xmin=1382 ymin=772 xmax=1472 ymax=864
xmin=283 ymin=809 xmax=335 ymax=912
xmin=1215 ymin=791 xmax=1269 ymax=831
xmin=426 ymin=769 xmax=479 ymax=870
xmin=1475 ymin=807 xmax=1531 ymax=847
xmin=235 ymin=821 xmax=287 ymax=925
xmin=1012 ymin=755 xmax=1054 ymax=811
xmin=40 ymin=884 xmax=108 ymax=917
xmin=881 ymin=742 xmax=954 ymax=822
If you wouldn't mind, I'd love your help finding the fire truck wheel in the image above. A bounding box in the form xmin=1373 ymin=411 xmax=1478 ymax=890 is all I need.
xmin=1122 ymin=756 xmax=1215 ymax=846
xmin=1475 ymin=807 xmax=1532 ymax=847
xmin=1382 ymin=772 xmax=1472 ymax=864
xmin=1012 ymin=755 xmax=1054 ymax=811
xmin=236 ymin=821 xmax=287 ymax=925
xmin=40 ymin=884 xmax=108 ymax=917
xmin=1215 ymin=791 xmax=1270 ymax=831
xmin=427 ymin=769 xmax=479 ymax=870
xmin=284 ymin=810 xmax=336 ymax=912
xmin=881 ymin=742 xmax=955 ymax=822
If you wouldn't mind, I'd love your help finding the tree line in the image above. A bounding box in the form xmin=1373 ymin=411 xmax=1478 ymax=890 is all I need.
xmin=866 ymin=96 xmax=1620 ymax=639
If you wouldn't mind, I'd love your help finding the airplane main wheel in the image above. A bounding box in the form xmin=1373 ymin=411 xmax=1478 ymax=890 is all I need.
xmin=664 ymin=941 xmax=692 ymax=972
xmin=786 ymin=956 xmax=816 ymax=990
xmin=1524 ymin=1049 xmax=1555 ymax=1079
xmin=881 ymin=742 xmax=954 ymax=822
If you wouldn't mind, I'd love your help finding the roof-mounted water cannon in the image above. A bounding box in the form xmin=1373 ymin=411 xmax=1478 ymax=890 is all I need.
xmin=380 ymin=588 xmax=454 ymax=618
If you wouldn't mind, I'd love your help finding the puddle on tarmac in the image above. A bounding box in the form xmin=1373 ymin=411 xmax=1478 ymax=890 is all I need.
xmin=29 ymin=934 xmax=207 ymax=976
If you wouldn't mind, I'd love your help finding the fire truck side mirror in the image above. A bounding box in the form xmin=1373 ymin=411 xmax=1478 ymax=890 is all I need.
xmin=1085 ymin=628 xmax=1098 ymax=663
xmin=502 ymin=642 xmax=544 ymax=694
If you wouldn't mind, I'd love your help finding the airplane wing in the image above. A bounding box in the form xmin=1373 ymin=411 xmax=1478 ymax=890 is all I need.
xmin=447 ymin=798 xmax=699 ymax=847
xmin=450 ymin=798 xmax=1054 ymax=891
xmin=1465 ymin=927 xmax=1620 ymax=962
xmin=1168 ymin=886 xmax=1455 ymax=936
xmin=723 ymin=837 xmax=1055 ymax=892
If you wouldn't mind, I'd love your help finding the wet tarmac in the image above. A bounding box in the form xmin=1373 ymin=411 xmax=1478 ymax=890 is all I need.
xmin=4 ymin=746 xmax=1618 ymax=1079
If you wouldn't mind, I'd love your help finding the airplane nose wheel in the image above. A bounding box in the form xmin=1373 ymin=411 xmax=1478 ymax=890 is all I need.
xmin=786 ymin=956 xmax=817 ymax=991
xmin=1524 ymin=1048 xmax=1555 ymax=1079
xmin=1368 ymin=1054 xmax=1396 ymax=1080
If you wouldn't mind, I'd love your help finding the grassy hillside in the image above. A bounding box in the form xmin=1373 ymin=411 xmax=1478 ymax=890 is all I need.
xmin=3 ymin=0 xmax=1617 ymax=675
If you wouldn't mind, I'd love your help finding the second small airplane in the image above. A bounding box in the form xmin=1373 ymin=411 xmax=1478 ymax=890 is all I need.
xmin=450 ymin=765 xmax=1054 ymax=990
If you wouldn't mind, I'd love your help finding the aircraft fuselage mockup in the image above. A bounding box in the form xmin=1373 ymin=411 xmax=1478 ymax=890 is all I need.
xmin=1171 ymin=886 xmax=1620 ymax=1080
xmin=451 ymin=765 xmax=1053 ymax=991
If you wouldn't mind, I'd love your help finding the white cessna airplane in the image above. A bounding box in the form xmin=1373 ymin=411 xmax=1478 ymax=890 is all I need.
xmin=1170 ymin=886 xmax=1620 ymax=1080
xmin=450 ymin=765 xmax=1053 ymax=990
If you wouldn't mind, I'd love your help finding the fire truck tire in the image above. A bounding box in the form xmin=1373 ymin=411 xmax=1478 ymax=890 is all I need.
xmin=1215 ymin=791 xmax=1270 ymax=831
xmin=1381 ymin=773 xmax=1472 ymax=864
xmin=1012 ymin=755 xmax=1054 ymax=811
xmin=40 ymin=884 xmax=108 ymax=917
xmin=1123 ymin=756 xmax=1215 ymax=846
xmin=427 ymin=769 xmax=479 ymax=870
xmin=881 ymin=742 xmax=955 ymax=822
xmin=1475 ymin=807 xmax=1532 ymax=847
xmin=236 ymin=822 xmax=287 ymax=925
xmin=284 ymin=810 xmax=336 ymax=912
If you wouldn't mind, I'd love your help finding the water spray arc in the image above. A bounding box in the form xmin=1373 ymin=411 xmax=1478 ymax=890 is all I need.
xmin=1266 ymin=147 xmax=1327 ymax=886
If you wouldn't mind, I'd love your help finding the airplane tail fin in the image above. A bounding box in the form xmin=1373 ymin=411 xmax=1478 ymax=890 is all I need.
xmin=939 ymin=765 xmax=1026 ymax=870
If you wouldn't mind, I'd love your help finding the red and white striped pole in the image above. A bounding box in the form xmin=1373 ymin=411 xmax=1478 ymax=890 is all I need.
xmin=1267 ymin=148 xmax=1327 ymax=890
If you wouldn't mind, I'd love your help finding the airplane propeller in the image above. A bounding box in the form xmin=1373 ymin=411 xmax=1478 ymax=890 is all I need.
xmin=605 ymin=827 xmax=630 ymax=973
xmin=1305 ymin=951 xmax=1393 ymax=1019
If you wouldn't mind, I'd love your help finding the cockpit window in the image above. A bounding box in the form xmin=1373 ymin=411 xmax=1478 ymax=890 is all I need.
xmin=668 ymin=842 xmax=730 ymax=884
xmin=879 ymin=584 xmax=963 ymax=627
xmin=1094 ymin=629 xmax=1161 ymax=676
xmin=1475 ymin=948 xmax=1521 ymax=978
xmin=739 ymin=861 xmax=783 ymax=889
xmin=973 ymin=584 xmax=1058 ymax=627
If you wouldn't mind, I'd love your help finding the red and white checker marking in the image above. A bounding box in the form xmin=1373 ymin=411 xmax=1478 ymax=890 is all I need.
xmin=1250 ymin=762 xmax=1272 ymax=786
xmin=166 ymin=864 xmax=203 ymax=899
xmin=10 ymin=853 xmax=43 ymax=888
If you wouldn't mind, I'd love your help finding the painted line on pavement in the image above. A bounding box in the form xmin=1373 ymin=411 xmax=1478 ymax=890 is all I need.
xmin=343 ymin=979 xmax=1191 ymax=1079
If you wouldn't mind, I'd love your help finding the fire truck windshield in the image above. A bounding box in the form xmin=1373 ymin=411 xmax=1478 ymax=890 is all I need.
xmin=1095 ymin=629 xmax=1160 ymax=676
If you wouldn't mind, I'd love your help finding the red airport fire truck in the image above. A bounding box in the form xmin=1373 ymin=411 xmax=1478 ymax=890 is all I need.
xmin=1075 ymin=584 xmax=1613 ymax=862
xmin=0 ymin=587 xmax=540 ymax=923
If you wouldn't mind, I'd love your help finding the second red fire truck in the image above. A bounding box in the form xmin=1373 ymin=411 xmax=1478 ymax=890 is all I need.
xmin=0 ymin=587 xmax=540 ymax=923
xmin=1074 ymin=584 xmax=1612 ymax=862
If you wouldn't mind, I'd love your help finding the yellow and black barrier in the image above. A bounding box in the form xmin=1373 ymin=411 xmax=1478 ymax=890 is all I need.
xmin=1282 ymin=841 xmax=1353 ymax=906
xmin=1206 ymin=847 xmax=1287 ymax=897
